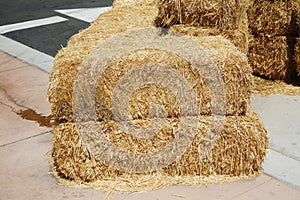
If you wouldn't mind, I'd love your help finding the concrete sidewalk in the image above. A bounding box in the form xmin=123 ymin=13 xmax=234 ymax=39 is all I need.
xmin=0 ymin=51 xmax=300 ymax=200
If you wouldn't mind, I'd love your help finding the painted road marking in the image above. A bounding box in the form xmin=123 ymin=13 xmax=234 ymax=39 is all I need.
xmin=0 ymin=35 xmax=54 ymax=73
xmin=0 ymin=16 xmax=68 ymax=34
xmin=55 ymin=7 xmax=111 ymax=23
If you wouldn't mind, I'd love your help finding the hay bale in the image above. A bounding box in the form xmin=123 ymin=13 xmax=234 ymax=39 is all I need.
xmin=48 ymin=5 xmax=252 ymax=122
xmin=112 ymin=0 xmax=158 ymax=7
xmin=171 ymin=24 xmax=249 ymax=53
xmin=248 ymin=35 xmax=296 ymax=80
xmin=51 ymin=111 xmax=268 ymax=191
xmin=155 ymin=0 xmax=250 ymax=30
xmin=94 ymin=38 xmax=251 ymax=120
xmin=248 ymin=0 xmax=299 ymax=37
xmin=49 ymin=30 xmax=252 ymax=121
xmin=295 ymin=38 xmax=300 ymax=75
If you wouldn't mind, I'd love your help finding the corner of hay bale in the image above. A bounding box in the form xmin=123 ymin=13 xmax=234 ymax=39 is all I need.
xmin=48 ymin=5 xmax=159 ymax=121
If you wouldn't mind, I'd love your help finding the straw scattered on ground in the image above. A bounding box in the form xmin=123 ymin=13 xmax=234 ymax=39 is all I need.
xmin=252 ymin=75 xmax=300 ymax=96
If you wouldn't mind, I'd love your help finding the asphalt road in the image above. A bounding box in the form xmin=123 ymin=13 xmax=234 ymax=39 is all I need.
xmin=0 ymin=0 xmax=114 ymax=56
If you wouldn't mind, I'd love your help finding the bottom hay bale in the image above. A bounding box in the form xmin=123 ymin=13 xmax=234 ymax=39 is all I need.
xmin=51 ymin=111 xmax=268 ymax=192
xmin=248 ymin=35 xmax=297 ymax=80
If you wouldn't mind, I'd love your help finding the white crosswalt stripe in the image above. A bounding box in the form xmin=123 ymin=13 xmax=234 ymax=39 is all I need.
xmin=55 ymin=7 xmax=111 ymax=23
xmin=0 ymin=16 xmax=68 ymax=34
xmin=0 ymin=35 xmax=54 ymax=73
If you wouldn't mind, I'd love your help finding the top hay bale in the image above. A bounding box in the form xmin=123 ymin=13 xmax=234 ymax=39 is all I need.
xmin=48 ymin=5 xmax=252 ymax=122
xmin=112 ymin=0 xmax=158 ymax=7
xmin=248 ymin=0 xmax=300 ymax=37
xmin=155 ymin=0 xmax=250 ymax=30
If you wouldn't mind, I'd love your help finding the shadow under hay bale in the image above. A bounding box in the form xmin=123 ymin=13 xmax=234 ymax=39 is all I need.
xmin=51 ymin=111 xmax=268 ymax=191
xmin=248 ymin=0 xmax=299 ymax=37
xmin=155 ymin=0 xmax=250 ymax=30
xmin=248 ymin=35 xmax=298 ymax=81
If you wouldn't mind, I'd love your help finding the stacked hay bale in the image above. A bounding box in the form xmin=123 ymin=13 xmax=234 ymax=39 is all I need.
xmin=48 ymin=1 xmax=268 ymax=191
xmin=155 ymin=0 xmax=250 ymax=52
xmin=248 ymin=0 xmax=300 ymax=81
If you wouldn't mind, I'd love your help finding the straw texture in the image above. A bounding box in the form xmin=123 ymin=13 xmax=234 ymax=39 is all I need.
xmin=248 ymin=35 xmax=296 ymax=80
xmin=113 ymin=0 xmax=158 ymax=7
xmin=48 ymin=6 xmax=158 ymax=121
xmin=155 ymin=0 xmax=250 ymax=30
xmin=248 ymin=0 xmax=299 ymax=37
xmin=49 ymin=3 xmax=268 ymax=192
xmin=48 ymin=8 xmax=252 ymax=122
xmin=170 ymin=24 xmax=249 ymax=53
xmin=51 ymin=111 xmax=268 ymax=192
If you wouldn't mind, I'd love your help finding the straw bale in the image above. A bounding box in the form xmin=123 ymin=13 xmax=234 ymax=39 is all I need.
xmin=49 ymin=32 xmax=252 ymax=122
xmin=48 ymin=6 xmax=158 ymax=121
xmin=51 ymin=111 xmax=268 ymax=191
xmin=248 ymin=35 xmax=296 ymax=80
xmin=248 ymin=0 xmax=299 ymax=37
xmin=155 ymin=0 xmax=250 ymax=30
xmin=295 ymin=38 xmax=300 ymax=75
xmin=170 ymin=24 xmax=249 ymax=53
xmin=112 ymin=0 xmax=158 ymax=7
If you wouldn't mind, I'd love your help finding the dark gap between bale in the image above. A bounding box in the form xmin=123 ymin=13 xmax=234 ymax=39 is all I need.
xmin=293 ymin=38 xmax=300 ymax=85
